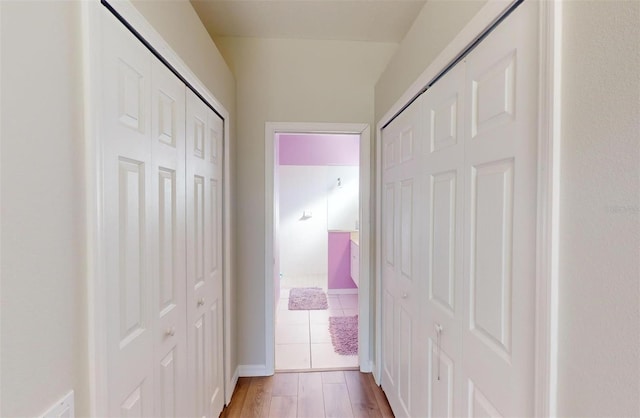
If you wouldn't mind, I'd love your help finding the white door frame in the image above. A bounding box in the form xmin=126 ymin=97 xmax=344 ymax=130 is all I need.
xmin=81 ymin=1 xmax=235 ymax=414
xmin=264 ymin=122 xmax=372 ymax=374
xmin=374 ymin=1 xmax=561 ymax=416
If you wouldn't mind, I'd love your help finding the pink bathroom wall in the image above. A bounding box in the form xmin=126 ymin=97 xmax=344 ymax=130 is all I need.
xmin=328 ymin=232 xmax=356 ymax=290
xmin=278 ymin=133 xmax=359 ymax=166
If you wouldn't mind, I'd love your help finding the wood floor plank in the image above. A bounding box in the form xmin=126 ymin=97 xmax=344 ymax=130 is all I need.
xmin=240 ymin=376 xmax=274 ymax=418
xmin=272 ymin=372 xmax=300 ymax=397
xmin=344 ymin=371 xmax=382 ymax=418
xmin=224 ymin=372 xmax=394 ymax=418
xmin=298 ymin=372 xmax=325 ymax=418
xmin=321 ymin=371 xmax=345 ymax=384
xmin=367 ymin=374 xmax=394 ymax=418
xmin=220 ymin=377 xmax=251 ymax=418
xmin=269 ymin=396 xmax=298 ymax=418
xmin=323 ymin=383 xmax=355 ymax=418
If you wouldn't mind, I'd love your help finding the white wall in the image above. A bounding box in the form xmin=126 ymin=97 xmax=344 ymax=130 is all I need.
xmin=1 ymin=2 xmax=87 ymax=416
xmin=327 ymin=166 xmax=359 ymax=232
xmin=279 ymin=165 xmax=359 ymax=282
xmin=1 ymin=1 xmax=237 ymax=416
xmin=557 ymin=1 xmax=640 ymax=416
xmin=216 ymin=37 xmax=396 ymax=367
xmin=279 ymin=166 xmax=330 ymax=280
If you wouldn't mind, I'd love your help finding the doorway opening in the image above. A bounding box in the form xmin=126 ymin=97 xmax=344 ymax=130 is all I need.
xmin=264 ymin=122 xmax=372 ymax=374
xmin=275 ymin=132 xmax=360 ymax=370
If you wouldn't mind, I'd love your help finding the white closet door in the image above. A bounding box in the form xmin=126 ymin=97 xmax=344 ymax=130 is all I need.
xmin=421 ymin=63 xmax=465 ymax=418
xmin=380 ymin=96 xmax=425 ymax=417
xmin=186 ymin=90 xmax=225 ymax=418
xmin=102 ymin=10 xmax=154 ymax=417
xmin=150 ymin=59 xmax=188 ymax=417
xmin=462 ymin=2 xmax=538 ymax=416
xmin=207 ymin=109 xmax=225 ymax=418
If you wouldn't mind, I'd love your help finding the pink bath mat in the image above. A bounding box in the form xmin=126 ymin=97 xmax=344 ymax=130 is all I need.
xmin=329 ymin=315 xmax=358 ymax=355
xmin=288 ymin=287 xmax=328 ymax=310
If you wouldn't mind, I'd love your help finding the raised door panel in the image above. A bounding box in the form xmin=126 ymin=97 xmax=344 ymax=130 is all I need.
xmin=159 ymin=350 xmax=177 ymax=418
xmin=121 ymin=385 xmax=145 ymax=417
xmin=382 ymin=289 xmax=396 ymax=386
xmin=428 ymin=339 xmax=455 ymax=418
xmin=208 ymin=300 xmax=224 ymax=415
xmin=469 ymin=160 xmax=514 ymax=357
xmin=194 ymin=315 xmax=207 ymax=418
xmin=400 ymin=180 xmax=414 ymax=280
xmin=118 ymin=159 xmax=146 ymax=346
xmin=397 ymin=306 xmax=413 ymax=416
xmin=429 ymin=170 xmax=457 ymax=314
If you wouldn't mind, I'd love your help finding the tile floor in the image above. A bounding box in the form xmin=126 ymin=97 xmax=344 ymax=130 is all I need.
xmin=275 ymin=288 xmax=359 ymax=371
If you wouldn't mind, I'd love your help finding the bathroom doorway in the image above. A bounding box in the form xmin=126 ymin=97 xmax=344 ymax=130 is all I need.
xmin=274 ymin=132 xmax=360 ymax=370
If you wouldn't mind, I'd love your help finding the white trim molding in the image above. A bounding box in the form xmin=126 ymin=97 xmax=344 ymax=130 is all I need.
xmin=238 ymin=364 xmax=270 ymax=377
xmin=373 ymin=0 xmax=560 ymax=414
xmin=535 ymin=1 xmax=562 ymax=416
xmin=226 ymin=366 xmax=240 ymax=404
xmin=82 ymin=1 xmax=234 ymax=414
xmin=327 ymin=289 xmax=359 ymax=295
xmin=265 ymin=122 xmax=372 ymax=375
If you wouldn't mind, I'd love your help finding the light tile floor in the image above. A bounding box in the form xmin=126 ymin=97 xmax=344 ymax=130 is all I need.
xmin=276 ymin=289 xmax=359 ymax=371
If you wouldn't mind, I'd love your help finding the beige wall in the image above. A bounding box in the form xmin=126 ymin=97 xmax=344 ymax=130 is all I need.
xmin=1 ymin=1 xmax=236 ymax=416
xmin=374 ymin=0 xmax=486 ymax=123
xmin=557 ymin=1 xmax=640 ymax=416
xmin=215 ymin=36 xmax=396 ymax=366
xmin=131 ymin=0 xmax=235 ymax=113
xmin=1 ymin=1 xmax=87 ymax=416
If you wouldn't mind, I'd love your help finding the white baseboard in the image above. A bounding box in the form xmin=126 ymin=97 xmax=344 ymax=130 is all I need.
xmin=226 ymin=366 xmax=240 ymax=404
xmin=359 ymin=359 xmax=374 ymax=373
xmin=238 ymin=364 xmax=271 ymax=377
xmin=327 ymin=288 xmax=358 ymax=295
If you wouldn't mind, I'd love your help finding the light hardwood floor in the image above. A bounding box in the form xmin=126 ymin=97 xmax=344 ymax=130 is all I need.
xmin=220 ymin=371 xmax=394 ymax=418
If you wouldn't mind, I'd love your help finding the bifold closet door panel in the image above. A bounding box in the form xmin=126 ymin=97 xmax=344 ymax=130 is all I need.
xmin=186 ymin=90 xmax=225 ymax=418
xmin=462 ymin=1 xmax=539 ymax=416
xmin=150 ymin=59 xmax=189 ymax=418
xmin=101 ymin=9 xmax=156 ymax=417
xmin=421 ymin=62 xmax=466 ymax=418
xmin=207 ymin=108 xmax=225 ymax=418
xmin=380 ymin=96 xmax=427 ymax=417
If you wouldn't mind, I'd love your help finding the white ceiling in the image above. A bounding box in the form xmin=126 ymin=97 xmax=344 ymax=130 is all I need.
xmin=190 ymin=0 xmax=427 ymax=43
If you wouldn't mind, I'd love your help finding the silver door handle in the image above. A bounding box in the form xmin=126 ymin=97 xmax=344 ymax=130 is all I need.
xmin=165 ymin=326 xmax=176 ymax=337
xmin=197 ymin=298 xmax=205 ymax=307
xmin=401 ymin=293 xmax=408 ymax=299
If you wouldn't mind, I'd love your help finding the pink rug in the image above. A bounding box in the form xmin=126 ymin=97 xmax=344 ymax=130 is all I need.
xmin=329 ymin=315 xmax=358 ymax=355
xmin=288 ymin=287 xmax=328 ymax=310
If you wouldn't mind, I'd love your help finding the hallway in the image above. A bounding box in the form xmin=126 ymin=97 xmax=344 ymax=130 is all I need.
xmin=220 ymin=371 xmax=393 ymax=418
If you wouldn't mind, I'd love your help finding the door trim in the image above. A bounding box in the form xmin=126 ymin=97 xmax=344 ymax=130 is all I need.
xmin=264 ymin=122 xmax=372 ymax=375
xmin=374 ymin=1 xmax=561 ymax=416
xmin=81 ymin=1 xmax=235 ymax=414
